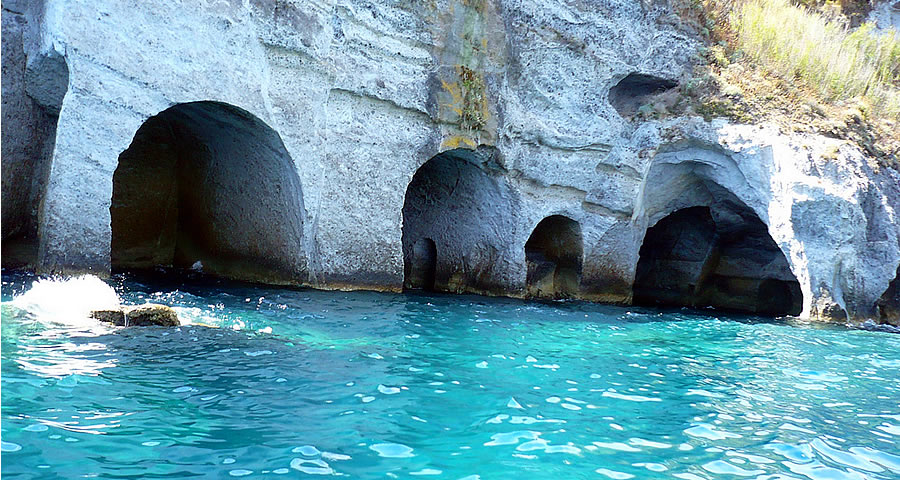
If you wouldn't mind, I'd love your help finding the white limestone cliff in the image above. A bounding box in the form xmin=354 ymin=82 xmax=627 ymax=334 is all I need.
xmin=2 ymin=0 xmax=897 ymax=324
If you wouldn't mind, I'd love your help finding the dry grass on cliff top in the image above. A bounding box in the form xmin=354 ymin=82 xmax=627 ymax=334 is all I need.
xmin=667 ymin=0 xmax=900 ymax=164
xmin=732 ymin=0 xmax=899 ymax=119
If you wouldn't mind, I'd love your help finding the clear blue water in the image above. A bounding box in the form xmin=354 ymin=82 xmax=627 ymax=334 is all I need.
xmin=2 ymin=272 xmax=899 ymax=479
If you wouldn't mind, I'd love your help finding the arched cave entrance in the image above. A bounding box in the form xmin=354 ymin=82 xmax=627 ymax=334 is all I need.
xmin=401 ymin=148 xmax=514 ymax=294
xmin=633 ymin=205 xmax=802 ymax=316
xmin=525 ymin=215 xmax=583 ymax=299
xmin=876 ymin=266 xmax=899 ymax=325
xmin=110 ymin=101 xmax=305 ymax=284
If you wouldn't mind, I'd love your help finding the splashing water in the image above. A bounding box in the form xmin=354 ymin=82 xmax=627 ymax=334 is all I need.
xmin=9 ymin=275 xmax=120 ymax=327
xmin=2 ymin=272 xmax=899 ymax=479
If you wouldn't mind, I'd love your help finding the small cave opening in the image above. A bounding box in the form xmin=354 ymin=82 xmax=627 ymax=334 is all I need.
xmin=876 ymin=266 xmax=899 ymax=326
xmin=406 ymin=238 xmax=437 ymax=291
xmin=401 ymin=148 xmax=513 ymax=294
xmin=110 ymin=101 xmax=305 ymax=284
xmin=608 ymin=72 xmax=678 ymax=118
xmin=525 ymin=215 xmax=583 ymax=299
xmin=633 ymin=205 xmax=802 ymax=316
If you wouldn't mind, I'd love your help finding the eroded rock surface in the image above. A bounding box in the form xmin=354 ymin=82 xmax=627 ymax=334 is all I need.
xmin=869 ymin=0 xmax=900 ymax=30
xmin=3 ymin=0 xmax=897 ymax=324
xmin=1 ymin=3 xmax=60 ymax=269
xmin=125 ymin=305 xmax=180 ymax=327
xmin=91 ymin=305 xmax=180 ymax=327
xmin=90 ymin=309 xmax=125 ymax=325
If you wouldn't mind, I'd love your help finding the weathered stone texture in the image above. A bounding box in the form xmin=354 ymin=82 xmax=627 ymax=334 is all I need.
xmin=91 ymin=304 xmax=181 ymax=327
xmin=1 ymin=3 xmax=58 ymax=268
xmin=2 ymin=0 xmax=897 ymax=324
xmin=125 ymin=305 xmax=180 ymax=327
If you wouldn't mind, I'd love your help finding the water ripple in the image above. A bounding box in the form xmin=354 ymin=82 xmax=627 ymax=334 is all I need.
xmin=2 ymin=272 xmax=898 ymax=479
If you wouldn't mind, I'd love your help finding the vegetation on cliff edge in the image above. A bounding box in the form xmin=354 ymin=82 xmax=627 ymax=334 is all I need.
xmin=662 ymin=0 xmax=899 ymax=164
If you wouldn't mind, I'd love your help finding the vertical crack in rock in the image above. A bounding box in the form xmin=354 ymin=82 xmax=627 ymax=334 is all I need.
xmin=110 ymin=101 xmax=306 ymax=284
xmin=402 ymin=148 xmax=515 ymax=294
xmin=634 ymin=205 xmax=802 ymax=316
xmin=525 ymin=215 xmax=583 ymax=299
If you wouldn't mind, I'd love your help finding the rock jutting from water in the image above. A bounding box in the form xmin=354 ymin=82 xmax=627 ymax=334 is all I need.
xmin=90 ymin=309 xmax=125 ymax=325
xmin=125 ymin=305 xmax=181 ymax=327
xmin=2 ymin=0 xmax=898 ymax=325
xmin=91 ymin=305 xmax=181 ymax=327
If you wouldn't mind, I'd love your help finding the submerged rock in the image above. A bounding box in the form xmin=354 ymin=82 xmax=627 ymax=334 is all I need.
xmin=90 ymin=304 xmax=180 ymax=327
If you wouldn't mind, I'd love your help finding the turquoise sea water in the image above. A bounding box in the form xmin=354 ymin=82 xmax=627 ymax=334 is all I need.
xmin=2 ymin=272 xmax=899 ymax=479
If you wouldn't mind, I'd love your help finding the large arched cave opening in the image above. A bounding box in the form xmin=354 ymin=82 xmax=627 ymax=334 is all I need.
xmin=110 ymin=101 xmax=305 ymax=284
xmin=525 ymin=215 xmax=583 ymax=299
xmin=633 ymin=205 xmax=802 ymax=316
xmin=401 ymin=148 xmax=514 ymax=294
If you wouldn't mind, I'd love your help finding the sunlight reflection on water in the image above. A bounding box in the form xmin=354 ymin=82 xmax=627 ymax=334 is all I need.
xmin=2 ymin=272 xmax=899 ymax=479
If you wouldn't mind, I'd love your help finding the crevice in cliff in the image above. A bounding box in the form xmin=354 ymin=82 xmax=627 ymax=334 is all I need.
xmin=110 ymin=101 xmax=306 ymax=284
xmin=402 ymin=147 xmax=515 ymax=294
xmin=525 ymin=215 xmax=583 ymax=299
xmin=633 ymin=205 xmax=802 ymax=316
xmin=581 ymin=201 xmax=632 ymax=219
xmin=511 ymin=174 xmax=588 ymax=200
xmin=328 ymin=87 xmax=431 ymax=119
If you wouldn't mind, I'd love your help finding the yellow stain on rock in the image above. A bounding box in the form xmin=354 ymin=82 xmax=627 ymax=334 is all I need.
xmin=441 ymin=135 xmax=478 ymax=149
xmin=440 ymin=79 xmax=464 ymax=116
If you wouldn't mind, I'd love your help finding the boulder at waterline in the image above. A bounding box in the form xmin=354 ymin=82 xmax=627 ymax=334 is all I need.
xmin=90 ymin=304 xmax=181 ymax=327
xmin=125 ymin=305 xmax=180 ymax=327
xmin=90 ymin=309 xmax=125 ymax=325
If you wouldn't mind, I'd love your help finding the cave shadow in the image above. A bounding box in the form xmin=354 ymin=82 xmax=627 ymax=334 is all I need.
xmin=110 ymin=101 xmax=305 ymax=285
xmin=401 ymin=147 xmax=515 ymax=295
xmin=633 ymin=205 xmax=802 ymax=317
xmin=525 ymin=215 xmax=583 ymax=300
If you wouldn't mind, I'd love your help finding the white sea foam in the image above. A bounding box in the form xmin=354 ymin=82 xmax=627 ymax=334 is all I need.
xmin=10 ymin=275 xmax=120 ymax=327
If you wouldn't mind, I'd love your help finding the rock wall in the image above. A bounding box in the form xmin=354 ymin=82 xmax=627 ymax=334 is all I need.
xmin=2 ymin=0 xmax=898 ymax=325
xmin=1 ymin=1 xmax=60 ymax=269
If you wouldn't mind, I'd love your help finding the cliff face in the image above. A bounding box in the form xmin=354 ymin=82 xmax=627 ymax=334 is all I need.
xmin=2 ymin=0 xmax=898 ymax=324
xmin=1 ymin=1 xmax=60 ymax=269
